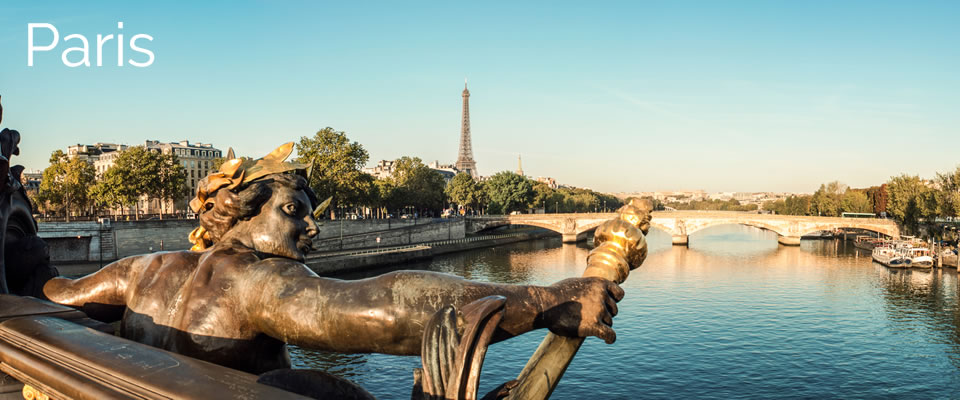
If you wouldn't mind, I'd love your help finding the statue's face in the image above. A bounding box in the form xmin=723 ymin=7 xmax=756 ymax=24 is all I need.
xmin=235 ymin=184 xmax=319 ymax=261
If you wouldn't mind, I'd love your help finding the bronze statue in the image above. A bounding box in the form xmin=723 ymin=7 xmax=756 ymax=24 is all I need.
xmin=42 ymin=143 xmax=632 ymax=387
xmin=1 ymin=94 xmax=58 ymax=298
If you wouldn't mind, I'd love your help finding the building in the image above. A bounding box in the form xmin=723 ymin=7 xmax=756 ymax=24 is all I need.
xmin=428 ymin=161 xmax=458 ymax=183
xmin=20 ymin=170 xmax=42 ymax=194
xmin=66 ymin=143 xmax=127 ymax=175
xmin=93 ymin=146 xmax=128 ymax=176
xmin=537 ymin=177 xmax=558 ymax=189
xmin=63 ymin=140 xmax=221 ymax=215
xmin=142 ymin=140 xmax=222 ymax=211
xmin=455 ymin=81 xmax=478 ymax=178
xmin=363 ymin=160 xmax=397 ymax=180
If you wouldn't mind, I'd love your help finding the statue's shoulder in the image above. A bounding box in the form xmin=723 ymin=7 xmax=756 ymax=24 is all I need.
xmin=249 ymin=257 xmax=318 ymax=278
xmin=114 ymin=250 xmax=201 ymax=271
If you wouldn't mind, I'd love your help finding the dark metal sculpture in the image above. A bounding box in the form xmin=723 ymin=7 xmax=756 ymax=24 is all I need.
xmin=40 ymin=143 xmax=633 ymax=398
xmin=0 ymin=95 xmax=58 ymax=298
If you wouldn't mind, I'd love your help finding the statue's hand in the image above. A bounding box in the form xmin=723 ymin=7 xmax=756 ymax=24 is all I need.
xmin=540 ymin=277 xmax=624 ymax=344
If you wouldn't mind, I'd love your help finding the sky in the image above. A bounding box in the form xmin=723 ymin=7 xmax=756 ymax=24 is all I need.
xmin=1 ymin=1 xmax=958 ymax=194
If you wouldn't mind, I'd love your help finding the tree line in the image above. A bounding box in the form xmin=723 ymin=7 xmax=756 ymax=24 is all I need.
xmin=762 ymin=167 xmax=960 ymax=234
xmin=665 ymin=198 xmax=758 ymax=212
xmin=298 ymin=127 xmax=623 ymax=217
xmin=32 ymin=126 xmax=626 ymax=220
xmin=35 ymin=147 xmax=187 ymax=221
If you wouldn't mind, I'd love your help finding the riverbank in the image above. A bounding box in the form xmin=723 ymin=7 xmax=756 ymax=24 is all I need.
xmin=305 ymin=231 xmax=558 ymax=276
xmin=55 ymin=230 xmax=560 ymax=278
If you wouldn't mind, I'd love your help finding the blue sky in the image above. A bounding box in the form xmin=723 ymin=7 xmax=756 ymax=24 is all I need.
xmin=1 ymin=1 xmax=958 ymax=193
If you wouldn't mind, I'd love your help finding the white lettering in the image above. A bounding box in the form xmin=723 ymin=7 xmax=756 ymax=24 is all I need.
xmin=96 ymin=34 xmax=114 ymax=67
xmin=27 ymin=23 xmax=58 ymax=66
xmin=117 ymin=22 xmax=124 ymax=66
xmin=27 ymin=22 xmax=154 ymax=68
xmin=61 ymin=34 xmax=90 ymax=67
xmin=129 ymin=34 xmax=154 ymax=67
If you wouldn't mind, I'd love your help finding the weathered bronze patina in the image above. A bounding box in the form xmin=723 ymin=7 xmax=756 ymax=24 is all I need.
xmin=0 ymin=95 xmax=58 ymax=298
xmin=42 ymin=144 xmax=630 ymax=395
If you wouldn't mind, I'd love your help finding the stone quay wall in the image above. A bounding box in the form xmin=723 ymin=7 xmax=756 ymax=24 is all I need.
xmin=37 ymin=218 xmax=466 ymax=263
xmin=312 ymin=219 xmax=465 ymax=252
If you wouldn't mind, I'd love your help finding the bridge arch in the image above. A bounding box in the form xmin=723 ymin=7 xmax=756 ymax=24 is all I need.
xmin=685 ymin=219 xmax=788 ymax=237
xmin=797 ymin=224 xmax=898 ymax=239
xmin=465 ymin=213 xmax=900 ymax=247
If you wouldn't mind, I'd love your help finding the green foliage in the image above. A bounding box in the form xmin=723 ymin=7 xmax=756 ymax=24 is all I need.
xmin=390 ymin=156 xmax=447 ymax=211
xmin=37 ymin=150 xmax=96 ymax=220
xmin=810 ymin=181 xmax=846 ymax=217
xmin=841 ymin=189 xmax=872 ymax=214
xmin=296 ymin=127 xmax=370 ymax=207
xmin=84 ymin=147 xmax=187 ymax=217
xmin=89 ymin=167 xmax=134 ymax=213
xmin=933 ymin=166 xmax=960 ymax=218
xmin=445 ymin=172 xmax=484 ymax=211
xmin=484 ymin=171 xmax=533 ymax=214
xmin=763 ymin=195 xmax=812 ymax=215
xmin=155 ymin=153 xmax=188 ymax=216
xmin=666 ymin=198 xmax=758 ymax=212
xmin=367 ymin=178 xmax=397 ymax=217
xmin=886 ymin=174 xmax=932 ymax=231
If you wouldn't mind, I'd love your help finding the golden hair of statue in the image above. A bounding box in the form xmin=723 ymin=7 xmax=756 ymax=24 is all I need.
xmin=187 ymin=142 xmax=325 ymax=251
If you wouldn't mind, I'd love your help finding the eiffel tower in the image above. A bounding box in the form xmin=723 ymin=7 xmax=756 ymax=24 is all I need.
xmin=455 ymin=80 xmax=478 ymax=178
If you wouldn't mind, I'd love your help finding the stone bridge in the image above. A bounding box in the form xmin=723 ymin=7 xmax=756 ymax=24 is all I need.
xmin=465 ymin=211 xmax=900 ymax=245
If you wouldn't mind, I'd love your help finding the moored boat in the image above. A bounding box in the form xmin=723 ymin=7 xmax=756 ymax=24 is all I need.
xmin=873 ymin=246 xmax=909 ymax=268
xmin=854 ymin=236 xmax=885 ymax=251
xmin=904 ymin=247 xmax=934 ymax=269
xmin=872 ymin=240 xmax=934 ymax=269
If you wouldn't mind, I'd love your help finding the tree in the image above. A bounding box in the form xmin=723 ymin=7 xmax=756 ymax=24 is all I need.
xmin=763 ymin=195 xmax=811 ymax=215
xmin=933 ymin=166 xmax=960 ymax=218
xmin=810 ymin=181 xmax=846 ymax=217
xmin=38 ymin=150 xmax=96 ymax=221
xmin=886 ymin=174 xmax=931 ymax=232
xmin=446 ymin=172 xmax=483 ymax=212
xmin=368 ymin=178 xmax=398 ymax=218
xmin=484 ymin=171 xmax=533 ymax=215
xmin=295 ymin=127 xmax=370 ymax=209
xmin=866 ymin=184 xmax=888 ymax=215
xmin=841 ymin=189 xmax=872 ymax=214
xmin=89 ymin=167 xmax=132 ymax=216
xmin=155 ymin=153 xmax=188 ymax=218
xmin=107 ymin=146 xmax=170 ymax=219
xmin=391 ymin=156 xmax=446 ymax=213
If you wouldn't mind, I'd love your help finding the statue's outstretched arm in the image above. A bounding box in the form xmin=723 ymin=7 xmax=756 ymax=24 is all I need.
xmin=43 ymin=256 xmax=139 ymax=307
xmin=245 ymin=262 xmax=622 ymax=356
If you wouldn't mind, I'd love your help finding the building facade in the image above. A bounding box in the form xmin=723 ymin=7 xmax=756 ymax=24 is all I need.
xmin=142 ymin=140 xmax=222 ymax=213
xmin=63 ymin=140 xmax=221 ymax=215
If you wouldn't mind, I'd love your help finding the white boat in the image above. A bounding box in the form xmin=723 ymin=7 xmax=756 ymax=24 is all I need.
xmin=903 ymin=247 xmax=933 ymax=269
xmin=873 ymin=246 xmax=909 ymax=268
xmin=872 ymin=239 xmax=934 ymax=269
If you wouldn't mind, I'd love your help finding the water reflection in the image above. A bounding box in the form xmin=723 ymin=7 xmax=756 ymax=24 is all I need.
xmin=289 ymin=225 xmax=959 ymax=399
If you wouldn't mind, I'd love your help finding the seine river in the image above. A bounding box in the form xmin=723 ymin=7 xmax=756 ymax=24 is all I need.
xmin=291 ymin=225 xmax=960 ymax=399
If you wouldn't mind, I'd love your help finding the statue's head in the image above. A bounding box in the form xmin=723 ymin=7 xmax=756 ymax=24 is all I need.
xmin=188 ymin=143 xmax=325 ymax=261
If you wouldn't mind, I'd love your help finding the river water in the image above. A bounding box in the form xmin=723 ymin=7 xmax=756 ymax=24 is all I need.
xmin=290 ymin=225 xmax=960 ymax=399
